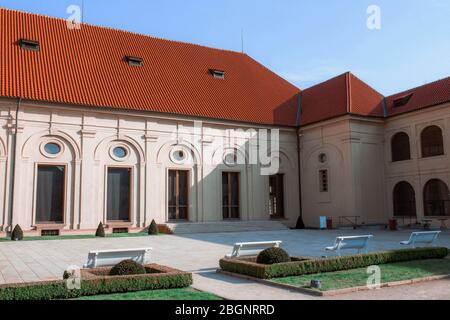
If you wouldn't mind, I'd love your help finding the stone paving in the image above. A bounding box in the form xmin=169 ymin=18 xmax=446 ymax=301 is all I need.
xmin=0 ymin=228 xmax=449 ymax=299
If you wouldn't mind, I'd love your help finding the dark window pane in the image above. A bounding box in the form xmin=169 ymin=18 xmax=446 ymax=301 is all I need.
xmin=178 ymin=207 xmax=188 ymax=220
xmin=223 ymin=172 xmax=240 ymax=220
xmin=269 ymin=174 xmax=285 ymax=218
xmin=391 ymin=132 xmax=411 ymax=162
xmin=178 ymin=171 xmax=188 ymax=206
xmin=36 ymin=166 xmax=65 ymax=223
xmin=393 ymin=182 xmax=416 ymax=217
xmin=168 ymin=171 xmax=176 ymax=206
xmin=107 ymin=168 xmax=131 ymax=221
xmin=168 ymin=206 xmax=177 ymax=220
xmin=421 ymin=126 xmax=444 ymax=158
xmin=168 ymin=170 xmax=189 ymax=220
xmin=423 ymin=179 xmax=450 ymax=216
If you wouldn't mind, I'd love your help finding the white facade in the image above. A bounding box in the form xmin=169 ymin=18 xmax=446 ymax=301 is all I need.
xmin=0 ymin=99 xmax=301 ymax=235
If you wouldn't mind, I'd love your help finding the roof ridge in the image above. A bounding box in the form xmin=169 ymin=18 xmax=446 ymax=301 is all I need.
xmin=346 ymin=72 xmax=352 ymax=113
xmin=0 ymin=6 xmax=244 ymax=56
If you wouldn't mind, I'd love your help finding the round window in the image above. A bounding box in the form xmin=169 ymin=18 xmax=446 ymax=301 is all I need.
xmin=319 ymin=153 xmax=327 ymax=163
xmin=224 ymin=153 xmax=238 ymax=166
xmin=173 ymin=150 xmax=185 ymax=161
xmin=113 ymin=147 xmax=128 ymax=159
xmin=170 ymin=149 xmax=187 ymax=164
xmin=44 ymin=143 xmax=61 ymax=155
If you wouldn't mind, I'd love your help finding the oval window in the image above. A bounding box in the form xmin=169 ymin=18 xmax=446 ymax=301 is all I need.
xmin=113 ymin=147 xmax=127 ymax=159
xmin=44 ymin=143 xmax=61 ymax=155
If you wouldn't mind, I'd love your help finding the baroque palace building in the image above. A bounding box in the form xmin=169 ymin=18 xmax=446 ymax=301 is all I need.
xmin=0 ymin=8 xmax=449 ymax=235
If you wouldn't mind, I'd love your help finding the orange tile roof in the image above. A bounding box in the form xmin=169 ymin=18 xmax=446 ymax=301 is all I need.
xmin=0 ymin=8 xmax=300 ymax=126
xmin=386 ymin=76 xmax=450 ymax=117
xmin=300 ymin=72 xmax=384 ymax=126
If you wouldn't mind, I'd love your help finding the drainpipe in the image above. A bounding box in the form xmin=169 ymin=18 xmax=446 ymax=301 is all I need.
xmin=8 ymin=97 xmax=22 ymax=232
xmin=295 ymin=93 xmax=305 ymax=229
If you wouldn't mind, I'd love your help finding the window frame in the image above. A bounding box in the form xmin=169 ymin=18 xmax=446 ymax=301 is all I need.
xmin=222 ymin=171 xmax=240 ymax=220
xmin=106 ymin=166 xmax=133 ymax=223
xmin=168 ymin=169 xmax=190 ymax=221
xmin=33 ymin=163 xmax=67 ymax=226
xmin=421 ymin=125 xmax=444 ymax=158
xmin=391 ymin=132 xmax=411 ymax=162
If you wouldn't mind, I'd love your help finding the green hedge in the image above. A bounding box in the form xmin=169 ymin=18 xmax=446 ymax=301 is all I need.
xmin=0 ymin=268 xmax=192 ymax=300
xmin=219 ymin=247 xmax=449 ymax=279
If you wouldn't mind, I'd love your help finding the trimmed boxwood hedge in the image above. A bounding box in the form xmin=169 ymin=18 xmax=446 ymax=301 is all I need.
xmin=0 ymin=264 xmax=192 ymax=300
xmin=219 ymin=247 xmax=449 ymax=279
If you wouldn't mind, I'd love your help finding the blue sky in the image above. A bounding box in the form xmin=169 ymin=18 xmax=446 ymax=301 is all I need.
xmin=1 ymin=0 xmax=449 ymax=95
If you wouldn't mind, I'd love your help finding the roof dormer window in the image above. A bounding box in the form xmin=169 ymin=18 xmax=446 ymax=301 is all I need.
xmin=393 ymin=93 xmax=414 ymax=107
xmin=125 ymin=56 xmax=144 ymax=67
xmin=19 ymin=39 xmax=40 ymax=51
xmin=210 ymin=69 xmax=225 ymax=80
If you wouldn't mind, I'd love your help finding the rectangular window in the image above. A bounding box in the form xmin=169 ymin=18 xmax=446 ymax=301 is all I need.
xmin=269 ymin=174 xmax=285 ymax=218
xmin=107 ymin=168 xmax=131 ymax=222
xmin=222 ymin=172 xmax=240 ymax=220
xmin=36 ymin=165 xmax=65 ymax=224
xmin=168 ymin=170 xmax=189 ymax=220
xmin=319 ymin=170 xmax=329 ymax=193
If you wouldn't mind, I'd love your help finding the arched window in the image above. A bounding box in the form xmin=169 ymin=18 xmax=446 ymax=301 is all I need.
xmin=391 ymin=132 xmax=411 ymax=162
xmin=393 ymin=182 xmax=416 ymax=217
xmin=421 ymin=126 xmax=444 ymax=158
xmin=423 ymin=179 xmax=450 ymax=216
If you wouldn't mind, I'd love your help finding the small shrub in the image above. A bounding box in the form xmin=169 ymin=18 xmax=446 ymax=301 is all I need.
xmin=257 ymin=247 xmax=291 ymax=265
xmin=11 ymin=225 xmax=23 ymax=241
xmin=95 ymin=222 xmax=105 ymax=237
xmin=148 ymin=219 xmax=159 ymax=235
xmin=110 ymin=260 xmax=146 ymax=276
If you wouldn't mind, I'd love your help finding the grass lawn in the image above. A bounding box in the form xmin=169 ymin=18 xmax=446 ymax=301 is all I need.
xmin=0 ymin=232 xmax=162 ymax=242
xmin=73 ymin=288 xmax=223 ymax=300
xmin=271 ymin=258 xmax=450 ymax=291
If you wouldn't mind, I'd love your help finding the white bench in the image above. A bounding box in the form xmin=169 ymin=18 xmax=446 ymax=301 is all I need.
xmin=325 ymin=235 xmax=373 ymax=256
xmin=400 ymin=231 xmax=441 ymax=248
xmin=83 ymin=248 xmax=152 ymax=269
xmin=225 ymin=241 xmax=283 ymax=258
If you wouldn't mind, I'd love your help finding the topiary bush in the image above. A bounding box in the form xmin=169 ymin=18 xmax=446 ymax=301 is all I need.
xmin=95 ymin=222 xmax=105 ymax=237
xmin=11 ymin=225 xmax=23 ymax=241
xmin=256 ymin=247 xmax=291 ymax=265
xmin=109 ymin=260 xmax=146 ymax=276
xmin=148 ymin=219 xmax=159 ymax=235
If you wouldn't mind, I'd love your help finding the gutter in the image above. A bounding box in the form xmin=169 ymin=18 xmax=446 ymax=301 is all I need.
xmin=295 ymin=93 xmax=305 ymax=229
xmin=8 ymin=97 xmax=21 ymax=232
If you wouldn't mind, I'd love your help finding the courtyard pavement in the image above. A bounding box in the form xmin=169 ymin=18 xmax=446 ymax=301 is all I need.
xmin=0 ymin=228 xmax=449 ymax=300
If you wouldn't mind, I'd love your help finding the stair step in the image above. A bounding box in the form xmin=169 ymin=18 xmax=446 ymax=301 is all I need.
xmin=166 ymin=220 xmax=289 ymax=234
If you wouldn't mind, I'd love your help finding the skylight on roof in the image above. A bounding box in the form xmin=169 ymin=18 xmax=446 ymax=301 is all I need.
xmin=19 ymin=39 xmax=40 ymax=51
xmin=393 ymin=93 xmax=414 ymax=107
xmin=125 ymin=56 xmax=144 ymax=67
xmin=210 ymin=69 xmax=225 ymax=80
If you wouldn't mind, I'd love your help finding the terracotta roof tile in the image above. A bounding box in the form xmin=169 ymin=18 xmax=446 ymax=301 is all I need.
xmin=386 ymin=76 xmax=450 ymax=117
xmin=300 ymin=72 xmax=384 ymax=126
xmin=0 ymin=8 xmax=300 ymax=126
